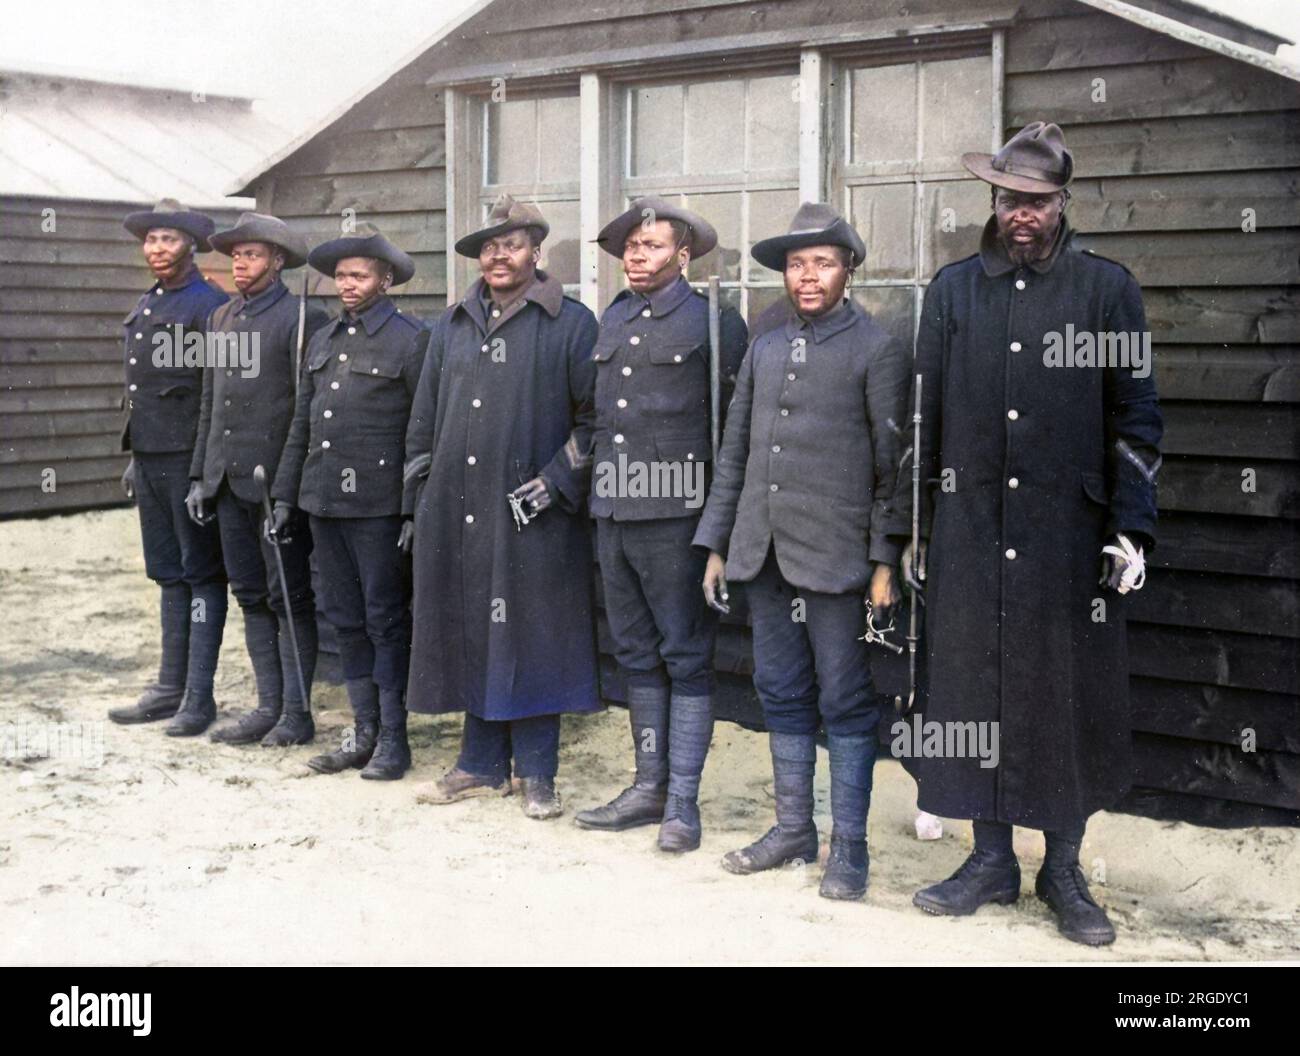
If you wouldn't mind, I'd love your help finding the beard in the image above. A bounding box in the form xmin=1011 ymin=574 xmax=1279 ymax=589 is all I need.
xmin=998 ymin=221 xmax=1058 ymax=266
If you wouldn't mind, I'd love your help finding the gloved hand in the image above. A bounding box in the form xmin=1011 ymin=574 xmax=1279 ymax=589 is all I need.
xmin=397 ymin=518 xmax=414 ymax=554
xmin=185 ymin=480 xmax=209 ymax=525
xmin=901 ymin=540 xmax=927 ymax=592
xmin=266 ymin=501 xmax=295 ymax=545
xmin=121 ymin=458 xmax=136 ymax=502
xmin=1100 ymin=533 xmax=1146 ymax=594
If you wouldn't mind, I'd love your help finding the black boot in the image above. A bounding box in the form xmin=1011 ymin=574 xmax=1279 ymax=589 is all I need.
xmin=1036 ymin=823 xmax=1115 ymax=945
xmin=164 ymin=688 xmax=217 ymax=737
xmin=308 ymin=678 xmax=379 ymax=774
xmin=821 ymin=837 xmax=870 ymax=900
xmin=658 ymin=692 xmax=713 ymax=853
xmin=722 ymin=732 xmax=819 ymax=874
xmin=576 ymin=683 xmax=668 ymax=831
xmin=211 ymin=606 xmax=281 ymax=745
xmin=262 ymin=610 xmax=316 ymax=747
xmin=110 ymin=584 xmax=190 ymax=724
xmin=108 ymin=682 xmax=184 ymax=725
xmin=819 ymin=733 xmax=874 ymax=900
xmin=360 ymin=687 xmax=410 ymax=780
xmin=914 ymin=822 xmax=1021 ymax=916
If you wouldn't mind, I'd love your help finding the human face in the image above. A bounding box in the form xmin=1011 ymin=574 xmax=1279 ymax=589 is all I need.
xmin=334 ymin=256 xmax=389 ymax=313
xmin=784 ymin=244 xmax=850 ymax=317
xmin=229 ymin=241 xmax=282 ymax=295
xmin=141 ymin=228 xmax=193 ymax=286
xmin=994 ymin=189 xmax=1065 ymax=265
xmin=478 ymin=229 xmax=538 ymax=299
xmin=622 ymin=220 xmax=688 ymax=293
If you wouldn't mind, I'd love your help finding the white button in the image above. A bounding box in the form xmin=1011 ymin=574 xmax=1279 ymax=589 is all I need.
xmin=153 ymin=289 xmax=162 ymax=295
xmin=226 ymin=370 xmax=233 ymax=377
xmin=348 ymin=327 xmax=357 ymax=335
xmin=780 ymin=408 xmax=789 ymax=417
xmin=379 ymin=459 xmax=385 ymax=466
xmin=223 ymin=428 xmax=230 ymax=436
xmin=770 ymin=483 xmax=779 ymax=492
xmin=1005 ymin=548 xmax=1017 ymax=560
xmin=622 ymin=366 xmax=632 ymax=376
xmin=128 ymin=357 xmax=137 ymax=365
xmin=629 ymin=336 xmax=640 ymax=346
xmin=674 ymin=354 xmax=682 ymax=362
xmin=492 ymin=309 xmax=500 ymax=318
xmin=322 ymin=440 xmax=331 ymax=449
xmin=472 ymin=398 xmax=481 ymax=408
xmin=787 ymin=372 xmax=796 ymax=381
xmin=641 ymin=308 xmax=651 ymax=317
xmin=239 ymin=314 xmax=247 ymax=321
xmin=128 ymin=384 xmax=137 ymax=392
xmin=371 ymin=367 xmax=379 ymax=374
xmin=1010 ymin=341 xmax=1022 ymax=352
xmin=143 ymin=309 xmax=151 ymax=316
xmin=324 ymin=410 xmax=333 ymax=418
xmin=330 ymin=381 xmax=339 ymax=390
xmin=481 ymin=344 xmax=489 ymax=353
xmin=686 ymin=452 xmax=693 ymax=459
xmin=465 ymin=514 xmax=474 ymax=524
xmin=617 ymin=398 xmax=627 ymax=408
xmin=614 ymin=433 xmax=625 ymax=444
xmin=1015 ymin=279 xmax=1026 ymax=290
xmin=339 ymin=353 xmax=348 ymax=362
xmin=467 ymin=456 xmax=476 ymax=465
xmin=772 ymin=444 xmax=781 ymax=453
xmin=1007 ymin=409 xmax=1019 ymax=420
xmin=135 ymin=332 xmax=143 ymax=340
xmin=1008 ymin=477 xmax=1019 ymax=489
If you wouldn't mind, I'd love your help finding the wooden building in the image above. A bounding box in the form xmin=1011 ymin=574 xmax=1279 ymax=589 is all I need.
xmin=218 ymin=0 xmax=1295 ymax=825
xmin=0 ymin=66 xmax=291 ymax=516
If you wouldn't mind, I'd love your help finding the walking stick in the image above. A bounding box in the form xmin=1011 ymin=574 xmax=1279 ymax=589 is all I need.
xmin=897 ymin=374 xmax=923 ymax=715
xmin=707 ymin=276 xmax=721 ymax=461
xmin=252 ymin=464 xmax=310 ymax=710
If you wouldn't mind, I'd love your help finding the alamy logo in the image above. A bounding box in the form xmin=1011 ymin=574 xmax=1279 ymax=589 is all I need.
xmin=49 ymin=987 xmax=151 ymax=1036
xmin=1041 ymin=324 xmax=1150 ymax=378
xmin=152 ymin=325 xmax=261 ymax=379
xmin=594 ymin=453 xmax=704 ymax=508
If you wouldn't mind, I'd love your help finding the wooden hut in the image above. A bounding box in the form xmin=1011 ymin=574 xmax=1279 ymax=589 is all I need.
xmin=225 ymin=0 xmax=1299 ymax=825
xmin=0 ymin=66 xmax=290 ymax=516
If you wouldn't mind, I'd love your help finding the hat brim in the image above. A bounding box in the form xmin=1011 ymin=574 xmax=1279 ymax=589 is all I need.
xmin=595 ymin=206 xmax=718 ymax=260
xmin=123 ymin=211 xmax=214 ymax=252
xmin=209 ymin=225 xmax=308 ymax=269
xmin=961 ymin=152 xmax=1072 ymax=194
xmin=750 ymin=224 xmax=866 ymax=273
xmin=307 ymin=237 xmax=416 ymax=286
xmin=454 ymin=219 xmax=550 ymax=259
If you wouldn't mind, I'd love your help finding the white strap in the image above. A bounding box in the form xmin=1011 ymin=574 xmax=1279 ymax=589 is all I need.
xmin=1101 ymin=532 xmax=1146 ymax=594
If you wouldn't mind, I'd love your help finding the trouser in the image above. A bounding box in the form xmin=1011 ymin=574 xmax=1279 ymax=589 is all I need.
xmin=596 ymin=514 xmax=716 ymax=696
xmin=310 ymin=514 xmax=411 ymax=691
xmin=457 ymin=712 xmax=561 ymax=782
xmin=975 ymin=817 xmax=1090 ymax=864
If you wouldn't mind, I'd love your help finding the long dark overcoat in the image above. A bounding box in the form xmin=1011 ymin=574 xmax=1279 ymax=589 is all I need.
xmin=893 ymin=218 xmax=1162 ymax=830
xmin=404 ymin=272 xmax=601 ymax=720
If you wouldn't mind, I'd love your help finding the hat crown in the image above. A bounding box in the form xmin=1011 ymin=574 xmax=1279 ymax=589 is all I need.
xmin=992 ymin=121 xmax=1071 ymax=180
xmin=153 ymin=197 xmax=186 ymax=213
xmin=235 ymin=211 xmax=279 ymax=227
xmin=786 ymin=201 xmax=844 ymax=236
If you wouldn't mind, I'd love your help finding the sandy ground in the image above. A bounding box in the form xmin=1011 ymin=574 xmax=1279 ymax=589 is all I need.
xmin=0 ymin=508 xmax=1297 ymax=966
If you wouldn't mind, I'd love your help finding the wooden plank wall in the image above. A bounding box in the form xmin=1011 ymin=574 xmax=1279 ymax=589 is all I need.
xmin=0 ymin=197 xmax=239 ymax=517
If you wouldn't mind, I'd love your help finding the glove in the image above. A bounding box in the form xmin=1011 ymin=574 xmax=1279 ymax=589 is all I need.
xmin=121 ymin=458 xmax=136 ymax=502
xmin=397 ymin=518 xmax=414 ymax=554
xmin=1100 ymin=533 xmax=1146 ymax=594
xmin=266 ymin=501 xmax=294 ymax=545
xmin=185 ymin=480 xmax=208 ymax=525
xmin=900 ymin=540 xmax=927 ymax=593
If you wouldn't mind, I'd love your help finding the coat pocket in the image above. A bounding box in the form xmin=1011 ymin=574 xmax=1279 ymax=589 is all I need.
xmin=648 ymin=343 xmax=698 ymax=366
xmin=592 ymin=337 xmax=619 ymax=363
xmin=350 ymin=357 xmax=402 ymax=380
xmin=654 ymin=434 xmax=711 ymax=463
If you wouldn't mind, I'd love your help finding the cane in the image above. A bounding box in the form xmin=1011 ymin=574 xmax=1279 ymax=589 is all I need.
xmin=252 ymin=464 xmax=310 ymax=711
xmin=896 ymin=374 xmax=923 ymax=716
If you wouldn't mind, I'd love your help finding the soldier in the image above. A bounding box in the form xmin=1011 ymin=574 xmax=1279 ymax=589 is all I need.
xmin=405 ymin=195 xmax=600 ymax=819
xmin=574 ymin=197 xmax=748 ymax=852
xmin=897 ymin=123 xmax=1162 ymax=946
xmin=695 ymin=203 xmax=908 ymax=901
xmin=184 ymin=213 xmax=328 ymax=742
xmin=271 ymin=226 xmax=426 ymax=780
xmin=109 ymin=200 xmax=229 ymax=734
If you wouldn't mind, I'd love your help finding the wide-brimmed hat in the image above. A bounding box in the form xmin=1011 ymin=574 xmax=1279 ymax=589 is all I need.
xmin=123 ymin=198 xmax=217 ymax=251
xmin=209 ymin=212 xmax=309 ymax=269
xmin=595 ymin=195 xmax=718 ymax=259
xmin=307 ymin=223 xmax=416 ymax=286
xmin=454 ymin=194 xmax=549 ymax=258
xmin=962 ymin=121 xmax=1074 ymax=194
xmin=750 ymin=202 xmax=866 ymax=272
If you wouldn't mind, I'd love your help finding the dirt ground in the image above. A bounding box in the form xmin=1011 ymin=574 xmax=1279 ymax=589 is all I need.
xmin=1 ymin=508 xmax=1296 ymax=966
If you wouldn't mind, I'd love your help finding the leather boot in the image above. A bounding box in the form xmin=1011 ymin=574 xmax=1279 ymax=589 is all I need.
xmin=521 ymin=776 xmax=563 ymax=819
xmin=722 ymin=731 xmax=819 ymax=874
xmin=360 ymin=687 xmax=410 ymax=780
xmin=108 ymin=682 xmax=184 ymax=725
xmin=1036 ymin=823 xmax=1115 ymax=945
xmin=415 ymin=768 xmax=510 ymax=804
xmin=262 ymin=610 xmax=316 ymax=746
xmin=657 ymin=692 xmax=713 ymax=853
xmin=819 ymin=733 xmax=874 ymax=900
xmin=210 ymin=606 xmax=281 ymax=745
xmin=307 ymin=678 xmax=379 ymax=774
xmin=914 ymin=846 xmax=1021 ymax=916
xmin=164 ymin=687 xmax=217 ymax=737
xmin=111 ymin=584 xmax=190 ymax=724
xmin=575 ymin=683 xmax=669 ymax=831
xmin=184 ymin=581 xmax=227 ymax=697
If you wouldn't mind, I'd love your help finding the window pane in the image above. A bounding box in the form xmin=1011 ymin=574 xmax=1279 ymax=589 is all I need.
xmin=486 ymin=98 xmax=537 ymax=185
xmin=850 ymin=63 xmax=917 ymax=165
xmin=747 ymin=286 xmax=792 ymax=337
xmin=851 ymin=286 xmax=915 ymax=346
xmin=922 ymin=56 xmax=992 ymax=165
xmin=747 ymin=74 xmax=799 ymax=172
xmin=630 ymin=84 xmax=683 ymax=177
xmin=922 ymin=179 xmax=989 ymax=276
xmin=682 ymin=191 xmax=742 ymax=283
xmin=538 ymin=97 xmax=580 ymax=183
xmin=850 ymin=183 xmax=915 ymax=281
xmin=747 ymin=187 xmax=801 ymax=279
xmin=538 ymin=199 xmax=580 ymax=287
xmin=685 ymin=80 xmax=745 ymax=174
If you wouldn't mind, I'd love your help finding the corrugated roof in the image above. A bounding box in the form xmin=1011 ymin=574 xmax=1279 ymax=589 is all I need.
xmin=0 ymin=68 xmax=293 ymax=207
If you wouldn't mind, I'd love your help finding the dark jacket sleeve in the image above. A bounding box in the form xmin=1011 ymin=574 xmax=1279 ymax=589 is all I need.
xmin=402 ymin=317 xmax=446 ymax=517
xmin=1102 ymin=272 xmax=1163 ymax=551
xmin=866 ymin=333 xmax=910 ymax=565
xmin=887 ymin=280 xmax=945 ymax=548
xmin=541 ymin=306 xmax=599 ymax=515
xmin=717 ymin=306 xmax=748 ymax=437
xmin=270 ymin=330 xmax=318 ymax=508
xmin=692 ymin=337 xmax=756 ymax=557
xmin=188 ymin=302 xmax=222 ymax=483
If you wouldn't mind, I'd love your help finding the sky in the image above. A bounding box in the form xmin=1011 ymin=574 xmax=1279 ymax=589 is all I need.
xmin=2 ymin=0 xmax=1297 ymax=145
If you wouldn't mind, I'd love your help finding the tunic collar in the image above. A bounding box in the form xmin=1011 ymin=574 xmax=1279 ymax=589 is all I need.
xmin=154 ymin=263 xmax=205 ymax=295
xmin=232 ymin=279 xmax=289 ymax=317
xmin=784 ymin=296 xmax=858 ymax=344
xmin=457 ymin=269 xmax=565 ymax=331
xmin=333 ymin=295 xmax=398 ymax=336
xmin=627 ymin=275 xmax=693 ymax=320
xmin=979 ymin=214 xmax=1072 ymax=277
